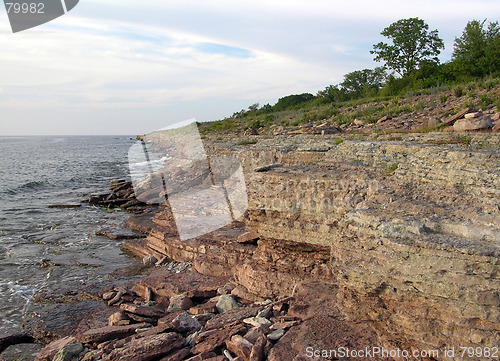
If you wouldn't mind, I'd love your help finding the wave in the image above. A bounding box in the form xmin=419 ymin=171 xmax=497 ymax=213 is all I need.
xmin=2 ymin=181 xmax=49 ymax=195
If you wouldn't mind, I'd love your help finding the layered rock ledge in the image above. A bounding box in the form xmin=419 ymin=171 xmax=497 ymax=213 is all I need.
xmin=25 ymin=131 xmax=500 ymax=361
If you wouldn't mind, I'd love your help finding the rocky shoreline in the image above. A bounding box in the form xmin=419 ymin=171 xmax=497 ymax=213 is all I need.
xmin=1 ymin=122 xmax=499 ymax=361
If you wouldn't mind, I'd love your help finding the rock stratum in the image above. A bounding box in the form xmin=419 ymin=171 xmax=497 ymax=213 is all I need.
xmin=21 ymin=129 xmax=500 ymax=361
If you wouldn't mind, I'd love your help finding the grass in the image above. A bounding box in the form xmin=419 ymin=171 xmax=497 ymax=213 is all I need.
xmin=198 ymin=76 xmax=499 ymax=137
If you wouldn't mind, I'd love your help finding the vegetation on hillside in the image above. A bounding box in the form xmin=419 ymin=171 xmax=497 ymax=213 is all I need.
xmin=199 ymin=18 xmax=500 ymax=135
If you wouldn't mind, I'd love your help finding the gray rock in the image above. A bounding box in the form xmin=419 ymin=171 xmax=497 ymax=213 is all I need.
xmin=267 ymin=329 xmax=285 ymax=341
xmin=453 ymin=116 xmax=493 ymax=131
xmin=53 ymin=343 xmax=84 ymax=361
xmin=142 ymin=255 xmax=158 ymax=266
xmin=216 ymin=295 xmax=239 ymax=313
xmin=168 ymin=294 xmax=193 ymax=312
xmin=257 ymin=307 xmax=272 ymax=319
xmin=172 ymin=312 xmax=202 ymax=333
xmin=243 ymin=316 xmax=272 ymax=328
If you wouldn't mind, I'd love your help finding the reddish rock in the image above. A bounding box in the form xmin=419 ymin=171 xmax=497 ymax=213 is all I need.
xmin=102 ymin=332 xmax=184 ymax=361
xmin=204 ymin=307 xmax=259 ymax=330
xmin=270 ymin=320 xmax=300 ymax=330
xmin=78 ymin=323 xmax=151 ymax=344
xmin=442 ymin=107 xmax=473 ymax=126
xmin=217 ymin=282 xmax=236 ymax=295
xmin=185 ymin=351 xmax=217 ymax=361
xmin=189 ymin=300 xmax=218 ymax=315
xmin=108 ymin=311 xmax=130 ymax=327
xmin=120 ymin=303 xmax=165 ymax=318
xmin=171 ymin=312 xmax=202 ymax=333
xmin=493 ymin=122 xmax=500 ymax=132
xmin=268 ymin=281 xmax=390 ymax=361
xmin=377 ymin=115 xmax=392 ymax=124
xmin=236 ymin=231 xmax=260 ymax=244
xmin=34 ymin=336 xmax=77 ymax=361
xmin=157 ymin=347 xmax=191 ymax=361
xmin=158 ymin=311 xmax=185 ymax=327
xmin=243 ymin=327 xmax=265 ymax=344
xmin=102 ymin=291 xmax=116 ymax=301
xmin=191 ymin=324 xmax=246 ymax=354
xmin=249 ymin=335 xmax=267 ymax=361
xmin=135 ymin=270 xmax=227 ymax=300
xmin=226 ymin=335 xmax=253 ymax=359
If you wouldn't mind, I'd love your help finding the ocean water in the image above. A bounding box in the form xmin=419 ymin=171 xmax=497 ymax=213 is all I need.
xmin=0 ymin=136 xmax=139 ymax=336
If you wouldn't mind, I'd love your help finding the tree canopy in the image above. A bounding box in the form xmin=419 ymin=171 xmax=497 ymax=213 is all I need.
xmin=452 ymin=20 xmax=500 ymax=77
xmin=371 ymin=18 xmax=444 ymax=76
xmin=340 ymin=67 xmax=387 ymax=97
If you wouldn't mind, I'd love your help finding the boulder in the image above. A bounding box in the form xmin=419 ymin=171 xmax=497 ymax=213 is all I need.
xmin=453 ymin=116 xmax=493 ymax=131
xmin=143 ymin=255 xmax=158 ymax=266
xmin=108 ymin=311 xmax=130 ymax=326
xmin=35 ymin=337 xmax=77 ymax=361
xmin=216 ymin=295 xmax=239 ymax=313
xmin=225 ymin=335 xmax=253 ymax=360
xmin=267 ymin=329 xmax=284 ymax=341
xmin=493 ymin=122 xmax=500 ymax=132
xmin=102 ymin=332 xmax=184 ymax=361
xmin=171 ymin=312 xmax=202 ymax=333
xmin=53 ymin=343 xmax=84 ymax=361
xmin=168 ymin=294 xmax=193 ymax=312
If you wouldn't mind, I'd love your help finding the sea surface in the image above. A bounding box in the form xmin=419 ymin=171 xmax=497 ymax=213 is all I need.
xmin=0 ymin=136 xmax=139 ymax=337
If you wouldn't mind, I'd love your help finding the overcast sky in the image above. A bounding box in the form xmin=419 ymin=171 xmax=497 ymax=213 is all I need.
xmin=0 ymin=0 xmax=499 ymax=135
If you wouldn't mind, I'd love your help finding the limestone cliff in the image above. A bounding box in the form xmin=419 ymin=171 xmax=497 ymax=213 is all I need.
xmin=128 ymin=131 xmax=499 ymax=359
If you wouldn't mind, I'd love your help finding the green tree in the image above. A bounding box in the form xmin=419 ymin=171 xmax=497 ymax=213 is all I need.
xmin=452 ymin=20 xmax=500 ymax=77
xmin=340 ymin=67 xmax=387 ymax=98
xmin=273 ymin=93 xmax=314 ymax=111
xmin=248 ymin=103 xmax=259 ymax=112
xmin=371 ymin=18 xmax=444 ymax=76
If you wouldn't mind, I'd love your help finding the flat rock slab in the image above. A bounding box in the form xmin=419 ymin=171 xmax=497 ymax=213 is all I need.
xmin=34 ymin=336 xmax=76 ymax=361
xmin=78 ymin=323 xmax=151 ymax=344
xmin=102 ymin=332 xmax=184 ymax=361
xmin=191 ymin=324 xmax=246 ymax=354
xmin=126 ymin=213 xmax=159 ymax=233
xmin=204 ymin=306 xmax=260 ymax=330
xmin=120 ymin=303 xmax=165 ymax=318
xmin=134 ymin=269 xmax=229 ymax=300
xmin=96 ymin=227 xmax=144 ymax=240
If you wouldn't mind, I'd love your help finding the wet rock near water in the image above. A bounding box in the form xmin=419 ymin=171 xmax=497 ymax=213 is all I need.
xmin=88 ymin=179 xmax=145 ymax=210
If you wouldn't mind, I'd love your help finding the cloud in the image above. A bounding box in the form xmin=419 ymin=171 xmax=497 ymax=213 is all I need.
xmin=0 ymin=0 xmax=499 ymax=134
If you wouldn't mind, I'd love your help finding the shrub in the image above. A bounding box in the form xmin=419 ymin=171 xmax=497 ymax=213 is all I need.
xmin=454 ymin=86 xmax=464 ymax=97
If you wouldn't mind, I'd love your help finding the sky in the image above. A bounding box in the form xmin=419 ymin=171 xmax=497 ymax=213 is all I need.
xmin=0 ymin=0 xmax=499 ymax=135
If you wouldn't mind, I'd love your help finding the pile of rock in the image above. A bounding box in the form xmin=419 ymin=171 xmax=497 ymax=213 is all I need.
xmin=88 ymin=179 xmax=144 ymax=210
xmin=34 ymin=268 xmax=298 ymax=361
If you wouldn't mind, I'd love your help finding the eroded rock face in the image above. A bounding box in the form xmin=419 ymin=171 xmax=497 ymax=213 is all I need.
xmin=115 ymin=133 xmax=500 ymax=356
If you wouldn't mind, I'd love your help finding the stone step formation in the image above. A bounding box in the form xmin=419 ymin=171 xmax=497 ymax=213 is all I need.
xmin=25 ymin=130 xmax=500 ymax=361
